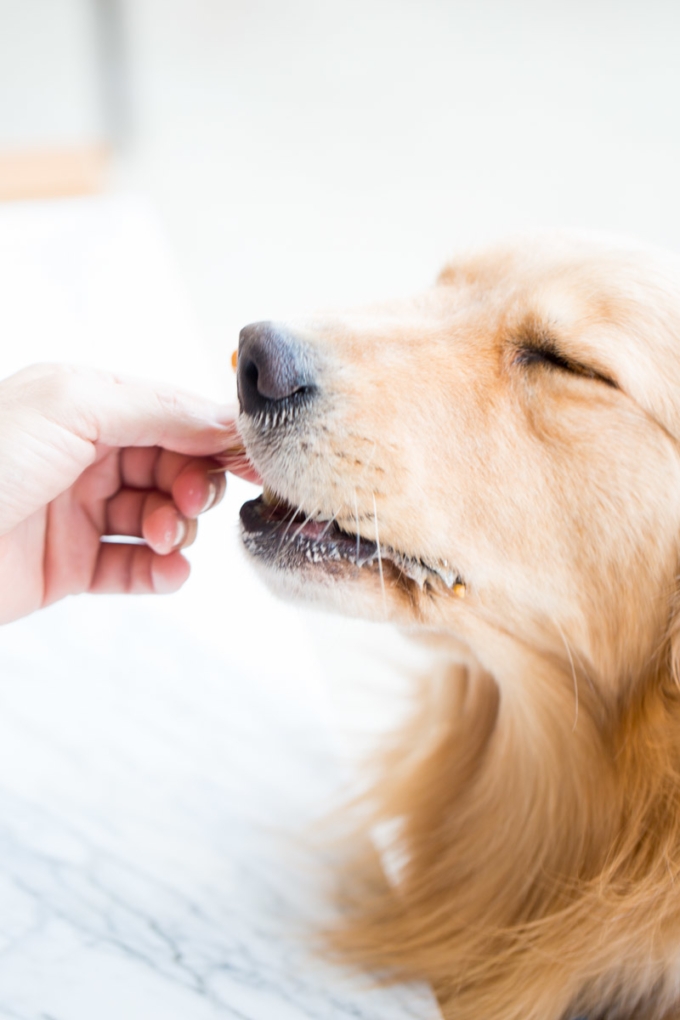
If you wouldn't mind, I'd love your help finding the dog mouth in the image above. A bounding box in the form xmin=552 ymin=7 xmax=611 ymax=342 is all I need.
xmin=239 ymin=487 xmax=464 ymax=591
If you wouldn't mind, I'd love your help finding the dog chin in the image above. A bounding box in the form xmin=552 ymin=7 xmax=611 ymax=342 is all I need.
xmin=245 ymin=550 xmax=408 ymax=621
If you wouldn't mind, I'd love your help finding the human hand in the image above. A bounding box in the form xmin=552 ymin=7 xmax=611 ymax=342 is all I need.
xmin=0 ymin=364 xmax=260 ymax=624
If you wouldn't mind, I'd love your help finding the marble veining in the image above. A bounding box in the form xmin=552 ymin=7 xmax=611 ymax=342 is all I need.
xmin=0 ymin=597 xmax=440 ymax=1020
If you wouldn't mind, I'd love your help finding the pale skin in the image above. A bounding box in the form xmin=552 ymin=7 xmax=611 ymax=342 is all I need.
xmin=0 ymin=364 xmax=260 ymax=625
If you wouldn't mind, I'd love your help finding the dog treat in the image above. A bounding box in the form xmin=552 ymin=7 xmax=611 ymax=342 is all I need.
xmin=231 ymin=350 xmax=238 ymax=372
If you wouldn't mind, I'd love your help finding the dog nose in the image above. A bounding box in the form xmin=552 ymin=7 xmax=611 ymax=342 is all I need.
xmin=237 ymin=321 xmax=316 ymax=416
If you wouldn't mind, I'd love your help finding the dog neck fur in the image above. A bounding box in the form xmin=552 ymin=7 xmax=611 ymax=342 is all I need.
xmin=332 ymin=619 xmax=680 ymax=1020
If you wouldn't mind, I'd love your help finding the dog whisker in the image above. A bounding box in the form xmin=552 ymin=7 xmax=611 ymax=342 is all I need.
xmin=274 ymin=502 xmax=303 ymax=561
xmin=318 ymin=510 xmax=340 ymax=542
xmin=287 ymin=506 xmax=322 ymax=546
xmin=372 ymin=492 xmax=387 ymax=619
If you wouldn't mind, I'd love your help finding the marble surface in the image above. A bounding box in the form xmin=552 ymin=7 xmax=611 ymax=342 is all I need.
xmin=0 ymin=598 xmax=438 ymax=1020
xmin=0 ymin=196 xmax=441 ymax=1019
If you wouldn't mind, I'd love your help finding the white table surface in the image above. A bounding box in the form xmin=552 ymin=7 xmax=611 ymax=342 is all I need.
xmin=0 ymin=196 xmax=440 ymax=1019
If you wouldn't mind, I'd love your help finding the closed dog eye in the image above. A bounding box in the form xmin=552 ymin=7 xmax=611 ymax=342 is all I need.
xmin=514 ymin=342 xmax=616 ymax=387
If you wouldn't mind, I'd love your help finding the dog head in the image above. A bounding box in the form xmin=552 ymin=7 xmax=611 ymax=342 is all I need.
xmin=237 ymin=235 xmax=680 ymax=701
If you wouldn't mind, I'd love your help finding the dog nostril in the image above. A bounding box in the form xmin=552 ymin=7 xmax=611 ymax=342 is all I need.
xmin=242 ymin=358 xmax=259 ymax=393
xmin=237 ymin=321 xmax=316 ymax=416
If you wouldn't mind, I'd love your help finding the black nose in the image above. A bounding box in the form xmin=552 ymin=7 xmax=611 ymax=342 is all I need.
xmin=237 ymin=321 xmax=316 ymax=417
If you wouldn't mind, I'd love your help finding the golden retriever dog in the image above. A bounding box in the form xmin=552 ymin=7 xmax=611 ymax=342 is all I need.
xmin=235 ymin=234 xmax=680 ymax=1020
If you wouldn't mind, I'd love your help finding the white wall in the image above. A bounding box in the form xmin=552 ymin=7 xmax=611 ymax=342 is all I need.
xmin=110 ymin=0 xmax=680 ymax=384
xmin=0 ymin=0 xmax=102 ymax=147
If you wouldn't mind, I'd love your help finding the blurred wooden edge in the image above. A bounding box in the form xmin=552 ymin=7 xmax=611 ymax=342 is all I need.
xmin=0 ymin=146 xmax=109 ymax=202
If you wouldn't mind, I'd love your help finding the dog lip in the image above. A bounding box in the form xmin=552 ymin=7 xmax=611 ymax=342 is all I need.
xmin=239 ymin=495 xmax=379 ymax=559
xmin=239 ymin=495 xmax=465 ymax=590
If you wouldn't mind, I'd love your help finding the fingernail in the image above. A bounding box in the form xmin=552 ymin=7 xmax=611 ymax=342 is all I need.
xmin=199 ymin=480 xmax=219 ymax=514
xmin=173 ymin=518 xmax=187 ymax=547
xmin=153 ymin=568 xmax=180 ymax=594
xmin=152 ymin=558 xmax=187 ymax=594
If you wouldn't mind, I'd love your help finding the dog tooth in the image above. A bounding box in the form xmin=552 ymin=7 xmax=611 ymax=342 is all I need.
xmin=434 ymin=567 xmax=456 ymax=588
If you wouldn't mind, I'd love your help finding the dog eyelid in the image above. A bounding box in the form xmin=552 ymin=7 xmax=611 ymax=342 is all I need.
xmin=514 ymin=344 xmax=616 ymax=387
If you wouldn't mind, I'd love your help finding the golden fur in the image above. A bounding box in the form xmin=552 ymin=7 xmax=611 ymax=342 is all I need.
xmin=238 ymin=234 xmax=680 ymax=1020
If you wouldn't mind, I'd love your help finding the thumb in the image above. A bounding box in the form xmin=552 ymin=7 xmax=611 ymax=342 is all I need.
xmin=9 ymin=363 xmax=240 ymax=456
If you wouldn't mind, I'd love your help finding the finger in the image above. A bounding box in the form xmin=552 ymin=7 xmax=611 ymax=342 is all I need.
xmin=142 ymin=494 xmax=197 ymax=554
xmin=119 ymin=448 xmax=227 ymax=500
xmin=105 ymin=489 xmax=196 ymax=553
xmin=171 ymin=462 xmax=227 ymax=518
xmin=119 ymin=448 xmax=188 ymax=491
xmin=89 ymin=543 xmax=190 ymax=594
